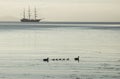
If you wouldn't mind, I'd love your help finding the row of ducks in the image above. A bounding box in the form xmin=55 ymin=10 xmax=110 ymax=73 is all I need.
xmin=43 ymin=56 xmax=80 ymax=62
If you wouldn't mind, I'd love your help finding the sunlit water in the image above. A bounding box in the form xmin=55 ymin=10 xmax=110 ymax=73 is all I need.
xmin=0 ymin=22 xmax=120 ymax=79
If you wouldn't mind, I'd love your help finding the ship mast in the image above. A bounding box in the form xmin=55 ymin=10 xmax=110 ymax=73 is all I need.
xmin=23 ymin=8 xmax=26 ymax=19
xmin=34 ymin=7 xmax=37 ymax=20
xmin=28 ymin=6 xmax=31 ymax=20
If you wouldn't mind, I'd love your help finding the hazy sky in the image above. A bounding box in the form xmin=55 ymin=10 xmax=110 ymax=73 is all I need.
xmin=0 ymin=0 xmax=120 ymax=22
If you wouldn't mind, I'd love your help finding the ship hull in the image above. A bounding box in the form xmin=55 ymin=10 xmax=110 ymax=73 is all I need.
xmin=21 ymin=19 xmax=41 ymax=22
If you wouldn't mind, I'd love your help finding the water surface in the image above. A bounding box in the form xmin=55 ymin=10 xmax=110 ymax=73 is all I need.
xmin=0 ymin=22 xmax=120 ymax=79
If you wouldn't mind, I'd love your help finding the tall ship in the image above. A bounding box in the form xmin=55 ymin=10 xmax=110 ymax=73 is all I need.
xmin=21 ymin=7 xmax=42 ymax=22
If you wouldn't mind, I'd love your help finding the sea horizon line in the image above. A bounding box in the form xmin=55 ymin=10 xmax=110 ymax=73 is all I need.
xmin=0 ymin=21 xmax=120 ymax=24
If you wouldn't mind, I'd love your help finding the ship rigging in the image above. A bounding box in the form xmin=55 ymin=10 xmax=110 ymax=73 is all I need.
xmin=21 ymin=7 xmax=42 ymax=22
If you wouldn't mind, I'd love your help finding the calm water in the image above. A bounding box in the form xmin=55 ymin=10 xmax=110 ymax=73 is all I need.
xmin=0 ymin=22 xmax=120 ymax=79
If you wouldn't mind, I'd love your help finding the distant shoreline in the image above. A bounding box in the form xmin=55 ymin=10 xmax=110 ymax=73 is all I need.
xmin=0 ymin=21 xmax=120 ymax=24
xmin=41 ymin=22 xmax=120 ymax=24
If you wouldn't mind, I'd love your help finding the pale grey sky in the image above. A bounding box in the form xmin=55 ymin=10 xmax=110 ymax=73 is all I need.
xmin=0 ymin=0 xmax=120 ymax=22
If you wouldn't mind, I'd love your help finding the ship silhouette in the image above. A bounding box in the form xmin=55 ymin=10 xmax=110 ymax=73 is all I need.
xmin=21 ymin=7 xmax=42 ymax=22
